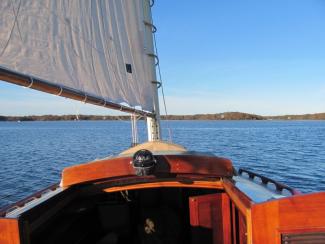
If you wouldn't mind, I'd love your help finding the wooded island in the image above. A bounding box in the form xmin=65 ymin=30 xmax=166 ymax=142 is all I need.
xmin=1 ymin=112 xmax=325 ymax=121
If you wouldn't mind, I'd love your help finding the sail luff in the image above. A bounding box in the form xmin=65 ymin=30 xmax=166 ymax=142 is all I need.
xmin=0 ymin=66 xmax=154 ymax=117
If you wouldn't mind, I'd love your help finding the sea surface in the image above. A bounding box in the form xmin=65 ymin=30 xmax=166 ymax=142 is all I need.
xmin=0 ymin=120 xmax=325 ymax=208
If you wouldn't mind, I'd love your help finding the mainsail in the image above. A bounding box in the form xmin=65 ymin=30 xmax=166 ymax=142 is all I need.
xmin=0 ymin=0 xmax=158 ymax=116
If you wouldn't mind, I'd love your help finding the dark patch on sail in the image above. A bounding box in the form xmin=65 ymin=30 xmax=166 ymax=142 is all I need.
xmin=126 ymin=64 xmax=132 ymax=73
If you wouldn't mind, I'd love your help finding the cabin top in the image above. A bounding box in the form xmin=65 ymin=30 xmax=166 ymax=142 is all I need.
xmin=119 ymin=141 xmax=187 ymax=155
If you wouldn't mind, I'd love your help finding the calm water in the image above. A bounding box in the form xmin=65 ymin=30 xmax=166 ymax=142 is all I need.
xmin=1 ymin=120 xmax=325 ymax=207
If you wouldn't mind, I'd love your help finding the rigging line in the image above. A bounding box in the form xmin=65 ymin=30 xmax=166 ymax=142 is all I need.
xmin=152 ymin=32 xmax=172 ymax=142
xmin=131 ymin=114 xmax=137 ymax=145
xmin=102 ymin=99 xmax=107 ymax=107
xmin=115 ymin=115 xmax=129 ymax=124
xmin=136 ymin=114 xmax=143 ymax=121
xmin=130 ymin=114 xmax=134 ymax=143
xmin=148 ymin=0 xmax=172 ymax=141
xmin=74 ymin=103 xmax=80 ymax=121
xmin=83 ymin=95 xmax=87 ymax=103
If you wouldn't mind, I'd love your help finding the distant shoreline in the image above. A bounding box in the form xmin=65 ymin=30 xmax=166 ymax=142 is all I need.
xmin=1 ymin=112 xmax=325 ymax=121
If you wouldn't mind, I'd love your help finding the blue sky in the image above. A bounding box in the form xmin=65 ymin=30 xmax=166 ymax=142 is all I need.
xmin=1 ymin=0 xmax=325 ymax=116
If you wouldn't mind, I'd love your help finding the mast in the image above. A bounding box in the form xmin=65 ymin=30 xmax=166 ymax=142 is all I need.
xmin=143 ymin=0 xmax=162 ymax=141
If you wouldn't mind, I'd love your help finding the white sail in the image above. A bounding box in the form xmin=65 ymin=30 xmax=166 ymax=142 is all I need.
xmin=0 ymin=0 xmax=155 ymax=112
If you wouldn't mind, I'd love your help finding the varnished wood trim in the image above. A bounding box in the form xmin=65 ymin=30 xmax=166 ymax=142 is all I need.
xmin=188 ymin=193 xmax=230 ymax=244
xmin=62 ymin=154 xmax=234 ymax=187
xmin=251 ymin=192 xmax=325 ymax=244
xmin=222 ymin=178 xmax=252 ymax=216
xmin=103 ymin=180 xmax=223 ymax=193
xmin=221 ymin=194 xmax=232 ymax=244
xmin=223 ymin=178 xmax=253 ymax=244
xmin=0 ymin=218 xmax=20 ymax=244
xmin=231 ymin=203 xmax=237 ymax=244
xmin=246 ymin=209 xmax=253 ymax=244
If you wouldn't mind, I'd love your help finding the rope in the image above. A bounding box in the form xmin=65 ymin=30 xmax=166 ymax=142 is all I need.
xmin=131 ymin=114 xmax=139 ymax=145
xmin=82 ymin=95 xmax=87 ymax=103
xmin=102 ymin=99 xmax=107 ymax=107
xmin=152 ymin=80 xmax=162 ymax=88
xmin=147 ymin=53 xmax=159 ymax=66
xmin=144 ymin=20 xmax=157 ymax=33
xmin=120 ymin=191 xmax=131 ymax=202
xmin=145 ymin=0 xmax=172 ymax=141
xmin=74 ymin=104 xmax=80 ymax=121
xmin=152 ymin=32 xmax=172 ymax=142
xmin=115 ymin=116 xmax=128 ymax=123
